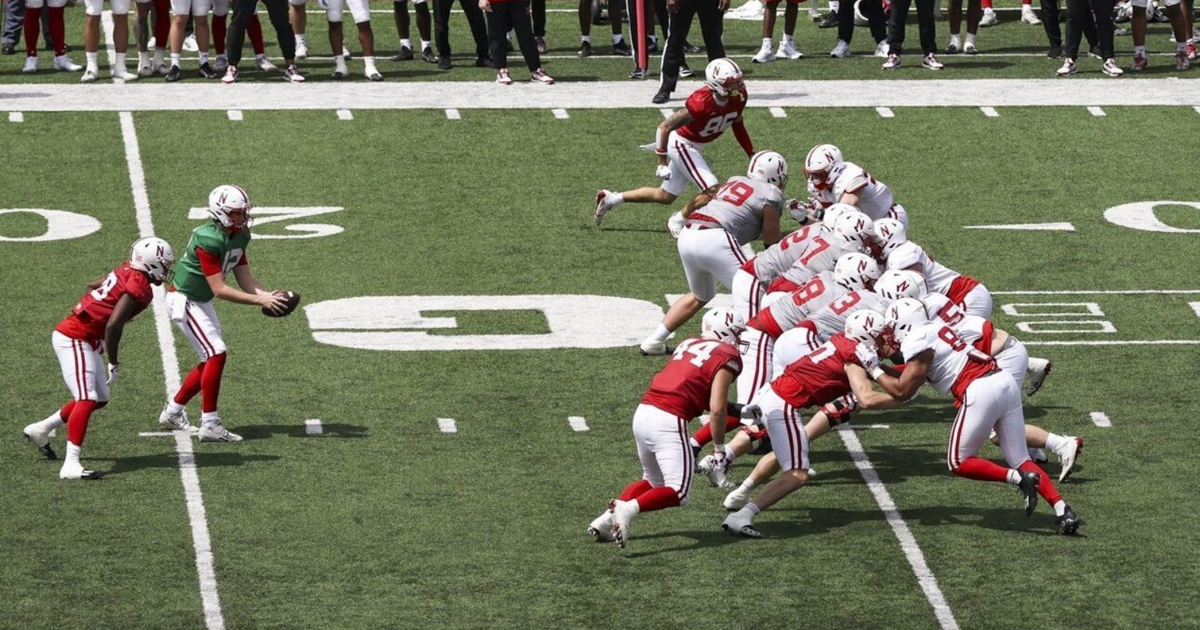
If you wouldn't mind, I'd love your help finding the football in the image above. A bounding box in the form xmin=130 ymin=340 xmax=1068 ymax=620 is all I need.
xmin=263 ymin=290 xmax=301 ymax=318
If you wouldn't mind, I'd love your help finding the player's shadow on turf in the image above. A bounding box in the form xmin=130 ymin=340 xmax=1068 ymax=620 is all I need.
xmin=233 ymin=424 xmax=370 ymax=439
xmin=898 ymin=505 xmax=1073 ymax=537
xmin=947 ymin=61 xmax=1015 ymax=70
xmin=95 ymin=453 xmax=281 ymax=477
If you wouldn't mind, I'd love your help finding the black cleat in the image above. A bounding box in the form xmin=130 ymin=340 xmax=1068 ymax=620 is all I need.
xmin=437 ymin=56 xmax=452 ymax=70
xmin=475 ymin=55 xmax=495 ymax=68
xmin=647 ymin=38 xmax=659 ymax=53
xmin=2 ymin=43 xmax=15 ymax=55
xmin=165 ymin=64 xmax=181 ymax=82
xmin=24 ymin=432 xmax=57 ymax=460
xmin=819 ymin=11 xmax=839 ymax=28
xmin=577 ymin=41 xmax=592 ymax=58
xmin=683 ymin=39 xmax=701 ymax=53
xmin=421 ymin=46 xmax=437 ymax=63
xmin=612 ymin=39 xmax=631 ymax=56
xmin=1047 ymin=44 xmax=1062 ymax=59
xmin=945 ymin=43 xmax=959 ymax=54
xmin=691 ymin=442 xmax=703 ymax=464
xmin=392 ymin=45 xmax=413 ymax=61
xmin=651 ymin=89 xmax=670 ymax=104
xmin=199 ymin=61 xmax=216 ymax=79
xmin=1056 ymin=505 xmax=1081 ymax=535
xmin=1017 ymin=471 xmax=1040 ymax=516
xmin=629 ymin=66 xmax=647 ymax=79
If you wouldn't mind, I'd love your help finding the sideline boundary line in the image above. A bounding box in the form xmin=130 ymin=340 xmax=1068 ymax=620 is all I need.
xmin=120 ymin=111 xmax=226 ymax=630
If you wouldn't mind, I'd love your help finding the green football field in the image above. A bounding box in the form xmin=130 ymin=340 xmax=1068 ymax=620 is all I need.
xmin=3 ymin=100 xmax=1200 ymax=630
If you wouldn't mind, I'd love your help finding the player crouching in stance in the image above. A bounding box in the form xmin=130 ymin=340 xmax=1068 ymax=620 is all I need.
xmin=24 ymin=238 xmax=176 ymax=480
xmin=158 ymin=185 xmax=295 ymax=442
xmin=593 ymin=59 xmax=753 ymax=228
xmin=588 ymin=309 xmax=757 ymax=548
xmin=869 ymin=299 xmax=1081 ymax=534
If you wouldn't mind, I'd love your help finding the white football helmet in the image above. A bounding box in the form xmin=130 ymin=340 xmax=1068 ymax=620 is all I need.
xmin=844 ymin=308 xmax=885 ymax=344
xmin=874 ymin=217 xmax=908 ymax=257
xmin=747 ymin=150 xmax=788 ymax=190
xmin=701 ymin=307 xmax=746 ymax=345
xmin=875 ymin=270 xmax=928 ymax=305
xmin=704 ymin=58 xmax=745 ymax=99
xmin=804 ymin=144 xmax=844 ymax=191
xmin=821 ymin=202 xmax=855 ymax=230
xmin=129 ymin=236 xmax=176 ymax=284
xmin=833 ymin=252 xmax=880 ymax=291
xmin=885 ymin=297 xmax=929 ymax=344
xmin=833 ymin=210 xmax=875 ymax=244
xmin=207 ymin=184 xmax=253 ymax=229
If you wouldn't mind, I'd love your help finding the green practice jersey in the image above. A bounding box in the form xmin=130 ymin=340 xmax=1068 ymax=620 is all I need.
xmin=172 ymin=222 xmax=253 ymax=302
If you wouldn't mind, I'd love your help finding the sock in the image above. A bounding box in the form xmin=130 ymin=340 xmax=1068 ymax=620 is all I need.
xmin=581 ymin=35 xmax=591 ymax=43
xmin=949 ymin=34 xmax=960 ymax=47
xmin=334 ymin=54 xmax=346 ymax=70
xmin=612 ymin=33 xmax=623 ymax=44
xmin=248 ymin=16 xmax=265 ymax=54
xmin=1044 ymin=432 xmax=1070 ymax=453
xmin=965 ymin=33 xmax=976 ymax=47
xmin=49 ymin=6 xmax=65 ymax=55
xmin=618 ymin=479 xmax=654 ymax=501
xmin=170 ymin=52 xmax=181 ymax=67
xmin=609 ymin=192 xmax=624 ymax=206
xmin=648 ymin=322 xmax=671 ymax=343
xmin=364 ymin=56 xmax=377 ymax=74
xmin=217 ymin=53 xmax=226 ymax=61
xmin=762 ymin=37 xmax=772 ymax=47
xmin=1053 ymin=500 xmax=1066 ymax=517
xmin=1018 ymin=461 xmax=1063 ymax=505
xmin=34 ymin=410 xmax=67 ymax=434
xmin=782 ymin=33 xmax=794 ymax=43
xmin=200 ymin=353 xmax=226 ymax=414
xmin=635 ymin=486 xmax=681 ymax=512
xmin=256 ymin=53 xmax=267 ymax=62
xmin=85 ymin=51 xmax=99 ymax=71
xmin=175 ymin=363 xmax=204 ymax=405
xmin=65 ymin=400 xmax=98 ymax=449
xmin=421 ymin=39 xmax=430 ymax=50
xmin=401 ymin=37 xmax=412 ymax=48
xmin=295 ymin=33 xmax=307 ymax=46
xmin=66 ymin=442 xmax=82 ymax=463
xmin=1178 ymin=42 xmax=1188 ymax=53
xmin=201 ymin=411 xmax=220 ymax=428
xmin=691 ymin=417 xmax=743 ymax=448
xmin=115 ymin=51 xmax=127 ymax=71
xmin=829 ymin=1 xmax=839 ymax=11
xmin=139 ymin=50 xmax=150 ymax=66
xmin=212 ymin=14 xmax=226 ymax=54
xmin=24 ymin=7 xmax=41 ymax=56
xmin=741 ymin=503 xmax=761 ymax=517
xmin=153 ymin=48 xmax=164 ymax=66
xmin=739 ymin=477 xmax=757 ymax=491
xmin=951 ymin=457 xmax=1013 ymax=483
xmin=1005 ymin=469 xmax=1021 ymax=484
xmin=199 ymin=51 xmax=209 ymax=64
xmin=166 ymin=401 xmax=185 ymax=416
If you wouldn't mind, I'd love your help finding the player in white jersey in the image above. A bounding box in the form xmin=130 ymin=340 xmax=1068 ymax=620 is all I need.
xmin=771 ymin=253 xmax=881 ymax=373
xmin=640 ymin=152 xmax=786 ymax=357
xmin=767 ymin=214 xmax=865 ymax=295
xmin=874 ymin=218 xmax=993 ymax=318
xmin=863 ymin=299 xmax=1081 ymax=534
xmin=804 ymin=143 xmax=909 ymax=227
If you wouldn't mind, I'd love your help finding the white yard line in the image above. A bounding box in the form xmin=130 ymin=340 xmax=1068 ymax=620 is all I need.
xmin=980 ymin=106 xmax=999 ymax=117
xmin=1023 ymin=340 xmax=1200 ymax=346
xmin=1194 ymin=105 xmax=1200 ymax=115
xmin=8 ymin=79 xmax=1200 ymax=111
xmin=964 ymin=222 xmax=1075 ymax=231
xmin=660 ymin=108 xmax=673 ymax=118
xmin=445 ymin=108 xmax=461 ymax=120
xmin=992 ymin=290 xmax=1200 ymax=295
xmin=305 ymin=419 xmax=324 ymax=435
xmin=838 ymin=428 xmax=960 ymax=630
xmin=336 ymin=108 xmax=354 ymax=120
xmin=139 ymin=431 xmax=177 ymax=437
xmin=227 ymin=109 xmax=243 ymax=121
xmin=876 ymin=106 xmax=895 ymax=118
xmin=1090 ymin=412 xmax=1112 ymax=427
xmin=438 ymin=418 xmax=458 ymax=433
xmin=769 ymin=106 xmax=787 ymax=118
xmin=552 ymin=107 xmax=569 ymax=119
xmin=120 ymin=111 xmax=226 ymax=630
xmin=8 ymin=112 xmax=23 ymax=122
xmin=568 ymin=416 xmax=590 ymax=432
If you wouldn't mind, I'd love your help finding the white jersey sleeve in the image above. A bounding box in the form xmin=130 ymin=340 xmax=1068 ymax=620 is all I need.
xmin=750 ymin=224 xmax=825 ymax=282
xmin=886 ymin=241 xmax=960 ymax=294
xmin=777 ymin=234 xmax=861 ymax=286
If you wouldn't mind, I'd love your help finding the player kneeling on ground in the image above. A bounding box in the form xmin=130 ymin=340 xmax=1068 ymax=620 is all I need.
xmin=158 ymin=185 xmax=299 ymax=442
xmin=588 ymin=309 xmax=757 ymax=549
xmin=24 ymin=238 xmax=176 ymax=480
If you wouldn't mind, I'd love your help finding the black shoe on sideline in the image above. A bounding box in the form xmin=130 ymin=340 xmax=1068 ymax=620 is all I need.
xmin=199 ymin=61 xmax=215 ymax=79
xmin=1047 ymin=44 xmax=1062 ymax=59
xmin=819 ymin=11 xmax=838 ymax=28
xmin=392 ymin=45 xmax=413 ymax=61
xmin=437 ymin=56 xmax=452 ymax=70
xmin=165 ymin=64 xmax=181 ymax=82
xmin=683 ymin=40 xmax=701 ymax=53
xmin=421 ymin=46 xmax=437 ymax=63
xmin=1 ymin=43 xmax=15 ymax=55
xmin=475 ymin=55 xmax=494 ymax=68
xmin=577 ymin=41 xmax=592 ymax=58
xmin=651 ymin=89 xmax=670 ymax=104
xmin=612 ymin=39 xmax=631 ymax=56
xmin=629 ymin=66 xmax=647 ymax=79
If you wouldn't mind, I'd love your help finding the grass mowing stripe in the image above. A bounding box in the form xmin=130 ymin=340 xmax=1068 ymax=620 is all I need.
xmin=838 ymin=427 xmax=961 ymax=630
xmin=120 ymin=111 xmax=227 ymax=630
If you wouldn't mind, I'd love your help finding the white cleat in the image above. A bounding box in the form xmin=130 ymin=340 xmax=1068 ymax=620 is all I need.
xmin=256 ymin=56 xmax=278 ymax=72
xmin=1021 ymin=6 xmax=1042 ymax=24
xmin=588 ymin=510 xmax=615 ymax=541
xmin=830 ymin=40 xmax=851 ymax=58
xmin=723 ymin=485 xmax=750 ymax=510
xmin=1057 ymin=437 xmax=1083 ymax=482
xmin=138 ymin=63 xmax=154 ymax=77
xmin=113 ymin=67 xmax=139 ymax=81
xmin=59 ymin=460 xmax=104 ymax=480
xmin=639 ymin=339 xmax=668 ymax=356
xmin=699 ymin=454 xmax=735 ymax=488
xmin=1028 ymin=447 xmax=1048 ymax=463
xmin=963 ymin=42 xmax=978 ymax=54
xmin=80 ymin=69 xmax=98 ymax=82
xmin=1102 ymin=58 xmax=1124 ymax=77
xmin=777 ymin=39 xmax=803 ymax=59
xmin=722 ymin=510 xmax=765 ymax=538
xmin=155 ymin=63 xmax=170 ymax=76
xmin=593 ymin=189 xmax=613 ymax=225
xmin=159 ymin=404 xmax=193 ymax=431
xmin=54 ymin=54 xmax=83 ymax=71
xmin=23 ymin=423 xmax=58 ymax=460
xmin=979 ymin=7 xmax=998 ymax=26
xmin=295 ymin=42 xmax=308 ymax=59
xmin=752 ymin=39 xmax=776 ymax=63
xmin=23 ymin=56 xmax=38 ymax=73
xmin=609 ymin=499 xmax=638 ymax=548
xmin=1026 ymin=358 xmax=1052 ymax=396
xmin=874 ymin=41 xmax=889 ymax=57
xmin=199 ymin=423 xmax=243 ymax=442
xmin=923 ymin=53 xmax=945 ymax=70
xmin=1056 ymin=58 xmax=1076 ymax=77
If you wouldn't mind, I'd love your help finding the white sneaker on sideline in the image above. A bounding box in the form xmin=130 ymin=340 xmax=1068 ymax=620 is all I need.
xmin=1102 ymin=57 xmax=1124 ymax=76
xmin=830 ymin=40 xmax=851 ymax=58
xmin=980 ymin=7 xmax=998 ymax=26
xmin=882 ymin=53 xmax=901 ymax=69
xmin=183 ymin=33 xmax=198 ymax=52
xmin=80 ymin=69 xmax=98 ymax=82
xmin=54 ymin=54 xmax=82 ymax=71
xmin=256 ymin=56 xmax=278 ymax=72
xmin=1056 ymin=58 xmax=1076 ymax=76
xmin=923 ymin=53 xmax=945 ymax=69
xmin=777 ymin=38 xmax=803 ymax=59
xmin=295 ymin=42 xmax=308 ymax=59
xmin=113 ymin=67 xmax=139 ymax=81
xmin=752 ymin=39 xmax=776 ymax=63
xmin=874 ymin=41 xmax=889 ymax=57
xmin=1022 ymin=6 xmax=1042 ymax=24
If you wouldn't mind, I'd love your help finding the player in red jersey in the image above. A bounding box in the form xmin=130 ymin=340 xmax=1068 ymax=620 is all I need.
xmin=586 ymin=308 xmax=757 ymax=548
xmin=593 ymin=58 xmax=754 ymax=229
xmin=722 ymin=311 xmax=900 ymax=537
xmin=23 ymin=238 xmax=176 ymax=480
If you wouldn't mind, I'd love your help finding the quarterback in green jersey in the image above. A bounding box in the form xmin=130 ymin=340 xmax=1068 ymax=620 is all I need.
xmin=158 ymin=185 xmax=291 ymax=442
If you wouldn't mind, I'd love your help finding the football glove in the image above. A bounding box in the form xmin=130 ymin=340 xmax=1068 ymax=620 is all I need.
xmin=106 ymin=363 xmax=119 ymax=385
xmin=655 ymin=163 xmax=672 ymax=182
xmin=710 ymin=447 xmax=732 ymax=475
xmin=854 ymin=341 xmax=881 ymax=373
xmin=787 ymin=198 xmax=812 ymax=225
xmin=667 ymin=211 xmax=686 ymax=237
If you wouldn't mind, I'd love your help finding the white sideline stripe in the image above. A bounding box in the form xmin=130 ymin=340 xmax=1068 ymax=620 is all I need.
xmin=139 ymin=431 xmax=177 ymax=437
xmin=305 ymin=419 xmax=323 ymax=435
xmin=769 ymin=106 xmax=787 ymax=118
xmin=336 ymin=108 xmax=354 ymax=120
xmin=1090 ymin=412 xmax=1112 ymax=428
xmin=660 ymin=108 xmax=673 ymax=118
xmin=1024 ymin=340 xmax=1200 ymax=346
xmin=1190 ymin=302 xmax=1200 ymax=319
xmin=445 ymin=108 xmax=461 ymax=120
xmin=1088 ymin=106 xmax=1106 ymax=117
xmin=992 ymin=290 xmax=1200 ymax=294
xmin=838 ymin=429 xmax=960 ymax=630
xmin=438 ymin=418 xmax=458 ymax=433
xmin=876 ymin=106 xmax=895 ymax=118
xmin=964 ymin=222 xmax=1075 ymax=231
xmin=846 ymin=424 xmax=891 ymax=430
xmin=8 ymin=112 xmax=23 ymax=122
xmin=980 ymin=106 xmax=999 ymax=117
xmin=552 ymin=108 xmax=569 ymax=119
xmin=9 ymin=80 xmax=1200 ymax=111
xmin=226 ymin=109 xmax=243 ymax=121
xmin=120 ymin=111 xmax=226 ymax=630
xmin=568 ymin=416 xmax=590 ymax=432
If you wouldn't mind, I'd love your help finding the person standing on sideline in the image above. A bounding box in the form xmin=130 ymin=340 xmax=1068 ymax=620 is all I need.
xmin=223 ymin=0 xmax=304 ymax=82
xmin=881 ymin=0 xmax=942 ymax=70
xmin=652 ymin=0 xmax=727 ymax=104
xmin=391 ymin=0 xmax=435 ymax=61
xmin=481 ymin=0 xmax=554 ymax=83
xmin=433 ymin=0 xmax=491 ymax=69
xmin=2 ymin=0 xmax=54 ymax=56
xmin=576 ymin=0 xmax=628 ymax=57
xmin=1056 ymin=0 xmax=1121 ymax=76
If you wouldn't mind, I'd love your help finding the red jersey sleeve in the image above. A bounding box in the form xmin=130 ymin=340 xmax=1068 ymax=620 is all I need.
xmin=684 ymin=90 xmax=709 ymax=119
xmin=124 ymin=268 xmax=155 ymax=307
xmin=197 ymin=247 xmax=224 ymax=276
xmin=748 ymin=308 xmax=784 ymax=339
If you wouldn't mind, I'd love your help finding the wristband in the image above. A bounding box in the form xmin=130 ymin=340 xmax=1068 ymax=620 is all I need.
xmin=869 ymin=366 xmax=885 ymax=380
